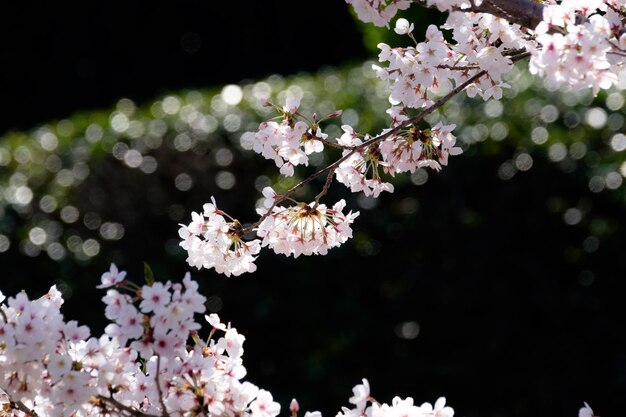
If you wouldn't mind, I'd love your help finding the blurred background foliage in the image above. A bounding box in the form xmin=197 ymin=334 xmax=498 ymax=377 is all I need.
xmin=1 ymin=2 xmax=626 ymax=417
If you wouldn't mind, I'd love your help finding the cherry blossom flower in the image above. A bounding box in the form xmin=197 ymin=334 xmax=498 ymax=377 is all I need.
xmin=262 ymin=186 xmax=279 ymax=209
xmin=139 ymin=281 xmax=171 ymax=314
xmin=206 ymin=313 xmax=227 ymax=330
xmin=46 ymin=352 xmax=72 ymax=380
xmin=423 ymin=397 xmax=454 ymax=417
xmin=96 ymin=263 xmax=127 ymax=288
xmin=579 ymin=402 xmax=596 ymax=417
xmin=250 ymin=389 xmax=281 ymax=417
xmin=349 ymin=378 xmax=370 ymax=411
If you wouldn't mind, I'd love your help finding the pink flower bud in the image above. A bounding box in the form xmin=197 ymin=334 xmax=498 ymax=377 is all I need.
xmin=327 ymin=109 xmax=343 ymax=119
xmin=290 ymin=398 xmax=300 ymax=415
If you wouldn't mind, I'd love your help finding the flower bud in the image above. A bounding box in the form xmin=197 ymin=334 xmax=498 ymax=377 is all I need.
xmin=327 ymin=109 xmax=343 ymax=119
xmin=394 ymin=18 xmax=413 ymax=35
xmin=290 ymin=398 xmax=300 ymax=416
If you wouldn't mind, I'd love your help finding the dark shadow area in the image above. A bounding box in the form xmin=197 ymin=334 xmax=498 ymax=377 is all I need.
xmin=0 ymin=0 xmax=368 ymax=133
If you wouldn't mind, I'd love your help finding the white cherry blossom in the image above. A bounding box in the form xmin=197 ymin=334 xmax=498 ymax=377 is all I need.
xmin=579 ymin=402 xmax=596 ymax=417
xmin=96 ymin=263 xmax=127 ymax=288
xmin=257 ymin=199 xmax=359 ymax=258
xmin=179 ymin=196 xmax=261 ymax=277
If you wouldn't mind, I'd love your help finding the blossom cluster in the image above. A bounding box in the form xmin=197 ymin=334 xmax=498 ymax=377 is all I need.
xmin=349 ymin=0 xmax=625 ymax=96
xmin=375 ymin=15 xmax=528 ymax=108
xmin=379 ymin=122 xmax=462 ymax=173
xmin=241 ymin=98 xmax=327 ymax=177
xmin=334 ymin=126 xmax=395 ymax=198
xmin=0 ymin=269 xmax=602 ymax=417
xmin=178 ymin=189 xmax=359 ymax=275
xmin=332 ymin=122 xmax=461 ymax=197
xmin=178 ymin=197 xmax=261 ymax=277
xmin=257 ymin=194 xmax=359 ymax=257
xmin=338 ymin=379 xmax=454 ymax=417
xmin=529 ymin=0 xmax=626 ymax=94
xmin=0 ymin=269 xmax=457 ymax=417
xmin=0 ymin=265 xmax=281 ymax=417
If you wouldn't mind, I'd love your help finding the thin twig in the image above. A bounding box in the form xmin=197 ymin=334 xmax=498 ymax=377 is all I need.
xmin=437 ymin=64 xmax=480 ymax=71
xmin=607 ymin=39 xmax=626 ymax=55
xmin=317 ymin=137 xmax=352 ymax=150
xmin=96 ymin=395 xmax=162 ymax=417
xmin=606 ymin=2 xmax=626 ymax=17
xmin=314 ymin=167 xmax=337 ymax=205
xmin=155 ymin=355 xmax=168 ymax=417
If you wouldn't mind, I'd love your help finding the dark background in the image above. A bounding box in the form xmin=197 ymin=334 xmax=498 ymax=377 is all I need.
xmin=0 ymin=0 xmax=368 ymax=133
xmin=1 ymin=2 xmax=625 ymax=417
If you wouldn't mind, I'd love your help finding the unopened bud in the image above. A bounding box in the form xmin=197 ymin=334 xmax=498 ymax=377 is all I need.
xmin=394 ymin=18 xmax=414 ymax=35
xmin=327 ymin=109 xmax=343 ymax=119
xmin=260 ymin=98 xmax=273 ymax=107
xmin=290 ymin=399 xmax=299 ymax=416
xmin=318 ymin=109 xmax=343 ymax=123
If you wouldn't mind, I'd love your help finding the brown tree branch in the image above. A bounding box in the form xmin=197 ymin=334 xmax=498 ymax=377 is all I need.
xmin=412 ymin=0 xmax=545 ymax=30
xmin=314 ymin=167 xmax=337 ymax=205
xmin=155 ymin=355 xmax=169 ymax=417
